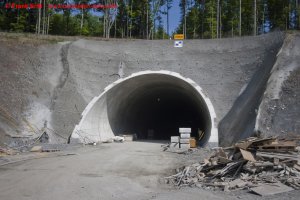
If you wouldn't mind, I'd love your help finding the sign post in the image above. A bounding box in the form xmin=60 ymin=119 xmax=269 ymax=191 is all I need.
xmin=173 ymin=34 xmax=185 ymax=48
xmin=174 ymin=41 xmax=183 ymax=47
xmin=174 ymin=34 xmax=184 ymax=40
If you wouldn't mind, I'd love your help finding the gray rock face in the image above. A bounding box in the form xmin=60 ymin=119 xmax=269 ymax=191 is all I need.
xmin=255 ymin=32 xmax=300 ymax=139
xmin=1 ymin=32 xmax=294 ymax=146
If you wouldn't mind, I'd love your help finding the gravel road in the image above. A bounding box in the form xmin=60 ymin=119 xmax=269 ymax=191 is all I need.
xmin=1 ymin=142 xmax=300 ymax=200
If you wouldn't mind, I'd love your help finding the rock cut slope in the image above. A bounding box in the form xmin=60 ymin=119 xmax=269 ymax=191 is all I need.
xmin=256 ymin=32 xmax=300 ymax=138
xmin=0 ymin=31 xmax=295 ymax=147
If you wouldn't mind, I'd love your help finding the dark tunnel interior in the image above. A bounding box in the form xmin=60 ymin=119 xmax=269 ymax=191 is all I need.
xmin=106 ymin=74 xmax=212 ymax=145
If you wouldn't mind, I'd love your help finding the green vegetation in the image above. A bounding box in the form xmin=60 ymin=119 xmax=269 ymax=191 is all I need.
xmin=177 ymin=0 xmax=300 ymax=39
xmin=0 ymin=0 xmax=299 ymax=39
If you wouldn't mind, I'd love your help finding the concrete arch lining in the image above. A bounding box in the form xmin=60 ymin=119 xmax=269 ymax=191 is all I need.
xmin=71 ymin=70 xmax=218 ymax=146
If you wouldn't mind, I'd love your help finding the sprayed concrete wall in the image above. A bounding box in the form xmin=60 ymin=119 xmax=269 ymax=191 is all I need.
xmin=255 ymin=32 xmax=300 ymax=138
xmin=71 ymin=71 xmax=218 ymax=145
xmin=0 ymin=32 xmax=289 ymax=146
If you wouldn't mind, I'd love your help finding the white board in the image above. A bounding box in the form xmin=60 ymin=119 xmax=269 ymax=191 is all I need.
xmin=174 ymin=40 xmax=183 ymax=47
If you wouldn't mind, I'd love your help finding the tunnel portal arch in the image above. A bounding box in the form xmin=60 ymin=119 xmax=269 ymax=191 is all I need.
xmin=71 ymin=70 xmax=218 ymax=146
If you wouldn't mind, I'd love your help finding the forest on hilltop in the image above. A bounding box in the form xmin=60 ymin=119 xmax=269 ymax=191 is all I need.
xmin=0 ymin=0 xmax=299 ymax=39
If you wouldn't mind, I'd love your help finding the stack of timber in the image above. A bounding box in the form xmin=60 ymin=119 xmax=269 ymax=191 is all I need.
xmin=165 ymin=136 xmax=300 ymax=196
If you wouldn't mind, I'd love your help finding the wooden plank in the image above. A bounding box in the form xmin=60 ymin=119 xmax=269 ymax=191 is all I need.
xmin=252 ymin=137 xmax=277 ymax=146
xmin=240 ymin=149 xmax=256 ymax=162
xmin=251 ymin=182 xmax=293 ymax=196
xmin=189 ymin=138 xmax=197 ymax=148
xmin=257 ymin=143 xmax=296 ymax=152
xmin=235 ymin=141 xmax=253 ymax=150
xmin=256 ymin=152 xmax=300 ymax=162
xmin=278 ymin=140 xmax=297 ymax=146
xmin=294 ymin=164 xmax=300 ymax=171
xmin=259 ymin=144 xmax=296 ymax=148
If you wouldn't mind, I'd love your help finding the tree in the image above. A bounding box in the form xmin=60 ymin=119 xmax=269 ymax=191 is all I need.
xmin=239 ymin=0 xmax=241 ymax=36
xmin=166 ymin=0 xmax=172 ymax=36
xmin=73 ymin=0 xmax=92 ymax=35
xmin=1 ymin=0 xmax=299 ymax=38
xmin=114 ymin=0 xmax=152 ymax=39
xmin=179 ymin=0 xmax=187 ymax=37
xmin=149 ymin=0 xmax=164 ymax=39
xmin=101 ymin=0 xmax=118 ymax=38
xmin=217 ymin=0 xmax=219 ymax=38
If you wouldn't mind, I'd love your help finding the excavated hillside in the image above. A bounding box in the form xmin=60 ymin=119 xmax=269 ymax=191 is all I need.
xmin=0 ymin=31 xmax=298 ymax=147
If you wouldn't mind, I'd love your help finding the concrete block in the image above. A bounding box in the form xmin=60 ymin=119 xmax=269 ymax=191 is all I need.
xmin=30 ymin=146 xmax=42 ymax=152
xmin=180 ymin=133 xmax=191 ymax=139
xmin=179 ymin=128 xmax=191 ymax=134
xmin=171 ymin=136 xmax=180 ymax=143
xmin=123 ymin=134 xmax=134 ymax=141
xmin=180 ymin=143 xmax=190 ymax=149
xmin=170 ymin=142 xmax=180 ymax=149
xmin=180 ymin=138 xmax=190 ymax=144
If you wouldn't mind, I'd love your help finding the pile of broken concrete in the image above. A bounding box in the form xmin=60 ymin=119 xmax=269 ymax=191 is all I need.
xmin=165 ymin=136 xmax=300 ymax=196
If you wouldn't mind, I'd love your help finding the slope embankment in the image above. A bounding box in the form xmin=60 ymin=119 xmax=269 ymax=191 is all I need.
xmin=0 ymin=32 xmax=289 ymax=147
xmin=255 ymin=32 xmax=300 ymax=138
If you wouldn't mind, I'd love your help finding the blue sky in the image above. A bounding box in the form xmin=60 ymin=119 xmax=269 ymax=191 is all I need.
xmin=161 ymin=0 xmax=181 ymax=34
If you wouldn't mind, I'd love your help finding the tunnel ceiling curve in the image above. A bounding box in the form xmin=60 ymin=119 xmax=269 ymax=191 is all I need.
xmin=71 ymin=71 xmax=218 ymax=146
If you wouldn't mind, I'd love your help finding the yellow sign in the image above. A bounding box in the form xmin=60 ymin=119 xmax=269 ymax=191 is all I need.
xmin=174 ymin=34 xmax=184 ymax=40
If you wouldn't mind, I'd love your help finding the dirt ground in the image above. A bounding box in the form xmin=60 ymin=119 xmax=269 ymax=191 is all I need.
xmin=0 ymin=142 xmax=299 ymax=200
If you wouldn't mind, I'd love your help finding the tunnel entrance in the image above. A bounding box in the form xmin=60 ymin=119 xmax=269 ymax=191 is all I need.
xmin=121 ymin=88 xmax=207 ymax=140
xmin=71 ymin=71 xmax=218 ymax=146
xmin=107 ymin=80 xmax=207 ymax=142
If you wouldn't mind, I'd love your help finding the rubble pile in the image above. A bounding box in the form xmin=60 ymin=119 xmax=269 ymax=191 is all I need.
xmin=165 ymin=136 xmax=300 ymax=195
xmin=0 ymin=146 xmax=16 ymax=156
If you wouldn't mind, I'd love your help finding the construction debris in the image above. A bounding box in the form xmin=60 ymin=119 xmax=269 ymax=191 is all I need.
xmin=103 ymin=136 xmax=125 ymax=143
xmin=0 ymin=146 xmax=17 ymax=155
xmin=180 ymin=131 xmax=191 ymax=149
xmin=250 ymin=182 xmax=294 ymax=196
xmin=165 ymin=136 xmax=300 ymax=196
xmin=169 ymin=136 xmax=180 ymax=151
xmin=168 ymin=127 xmax=200 ymax=152
xmin=123 ymin=134 xmax=137 ymax=141
xmin=113 ymin=136 xmax=125 ymax=143
xmin=179 ymin=128 xmax=192 ymax=134
xmin=30 ymin=146 xmax=42 ymax=152
xmin=190 ymin=137 xmax=197 ymax=148
xmin=164 ymin=128 xmax=196 ymax=152
xmin=170 ymin=136 xmax=179 ymax=142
